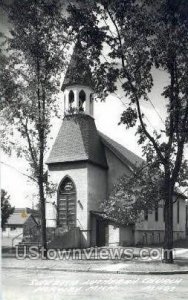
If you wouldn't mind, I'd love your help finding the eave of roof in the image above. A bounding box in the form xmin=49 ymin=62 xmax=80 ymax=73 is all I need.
xmin=91 ymin=211 xmax=134 ymax=226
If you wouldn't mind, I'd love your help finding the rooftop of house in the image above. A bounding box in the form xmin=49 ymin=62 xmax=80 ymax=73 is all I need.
xmin=6 ymin=212 xmax=31 ymax=226
xmin=14 ymin=207 xmax=39 ymax=214
xmin=6 ymin=208 xmax=39 ymax=226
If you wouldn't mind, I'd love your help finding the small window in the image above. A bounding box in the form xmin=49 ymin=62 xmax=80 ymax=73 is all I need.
xmin=90 ymin=93 xmax=93 ymax=102
xmin=144 ymin=209 xmax=148 ymax=221
xmin=79 ymin=90 xmax=86 ymax=112
xmin=177 ymin=200 xmax=180 ymax=224
xmin=155 ymin=205 xmax=158 ymax=222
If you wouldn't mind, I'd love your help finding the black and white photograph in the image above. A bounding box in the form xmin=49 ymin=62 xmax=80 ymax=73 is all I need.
xmin=0 ymin=0 xmax=188 ymax=299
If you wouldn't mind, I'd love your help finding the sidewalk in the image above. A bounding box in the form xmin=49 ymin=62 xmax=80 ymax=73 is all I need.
xmin=2 ymin=253 xmax=188 ymax=275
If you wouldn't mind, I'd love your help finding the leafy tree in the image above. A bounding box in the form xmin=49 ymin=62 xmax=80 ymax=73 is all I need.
xmin=101 ymin=164 xmax=163 ymax=225
xmin=67 ymin=0 xmax=188 ymax=263
xmin=0 ymin=0 xmax=71 ymax=257
xmin=1 ymin=189 xmax=14 ymax=229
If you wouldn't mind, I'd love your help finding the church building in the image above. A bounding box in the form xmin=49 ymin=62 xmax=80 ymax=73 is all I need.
xmin=46 ymin=43 xmax=186 ymax=249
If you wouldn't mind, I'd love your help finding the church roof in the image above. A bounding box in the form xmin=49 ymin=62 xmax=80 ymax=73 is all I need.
xmin=47 ymin=115 xmax=144 ymax=171
xmin=98 ymin=132 xmax=144 ymax=170
xmin=61 ymin=42 xmax=94 ymax=91
xmin=46 ymin=114 xmax=108 ymax=168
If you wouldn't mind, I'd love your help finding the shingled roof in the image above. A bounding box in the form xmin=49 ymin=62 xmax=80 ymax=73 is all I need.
xmin=98 ymin=132 xmax=144 ymax=170
xmin=46 ymin=114 xmax=108 ymax=168
xmin=61 ymin=41 xmax=94 ymax=91
xmin=47 ymin=114 xmax=144 ymax=171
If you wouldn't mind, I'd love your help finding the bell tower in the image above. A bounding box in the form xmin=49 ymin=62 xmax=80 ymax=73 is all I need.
xmin=61 ymin=42 xmax=94 ymax=117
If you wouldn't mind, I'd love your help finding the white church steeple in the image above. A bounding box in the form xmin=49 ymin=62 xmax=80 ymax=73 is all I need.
xmin=61 ymin=41 xmax=94 ymax=117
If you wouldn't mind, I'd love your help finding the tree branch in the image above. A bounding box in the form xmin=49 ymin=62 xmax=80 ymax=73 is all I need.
xmin=171 ymin=100 xmax=188 ymax=185
xmin=0 ymin=161 xmax=37 ymax=183
xmin=105 ymin=6 xmax=166 ymax=165
xmin=21 ymin=119 xmax=38 ymax=172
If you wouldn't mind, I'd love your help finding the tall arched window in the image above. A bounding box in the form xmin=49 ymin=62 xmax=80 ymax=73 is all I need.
xmin=58 ymin=177 xmax=76 ymax=228
xmin=90 ymin=93 xmax=93 ymax=115
xmin=79 ymin=90 xmax=86 ymax=112
xmin=69 ymin=90 xmax=74 ymax=109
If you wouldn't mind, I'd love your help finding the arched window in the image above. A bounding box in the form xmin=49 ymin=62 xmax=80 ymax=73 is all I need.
xmin=69 ymin=90 xmax=74 ymax=109
xmin=90 ymin=93 xmax=93 ymax=102
xmin=79 ymin=90 xmax=86 ymax=112
xmin=90 ymin=93 xmax=93 ymax=115
xmin=58 ymin=177 xmax=76 ymax=228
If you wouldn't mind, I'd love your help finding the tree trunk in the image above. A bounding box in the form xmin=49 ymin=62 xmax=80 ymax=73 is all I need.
xmin=38 ymin=128 xmax=47 ymax=259
xmin=163 ymin=181 xmax=174 ymax=263
xmin=38 ymin=176 xmax=47 ymax=258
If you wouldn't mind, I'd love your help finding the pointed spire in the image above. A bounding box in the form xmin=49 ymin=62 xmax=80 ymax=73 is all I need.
xmin=61 ymin=41 xmax=94 ymax=91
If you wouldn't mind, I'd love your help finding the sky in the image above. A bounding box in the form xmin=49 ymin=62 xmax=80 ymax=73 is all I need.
xmin=0 ymin=4 xmax=187 ymax=208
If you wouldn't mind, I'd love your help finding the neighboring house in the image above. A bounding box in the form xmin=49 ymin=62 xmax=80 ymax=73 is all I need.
xmin=46 ymin=42 xmax=187 ymax=248
xmin=2 ymin=208 xmax=39 ymax=246
xmin=134 ymin=192 xmax=186 ymax=246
